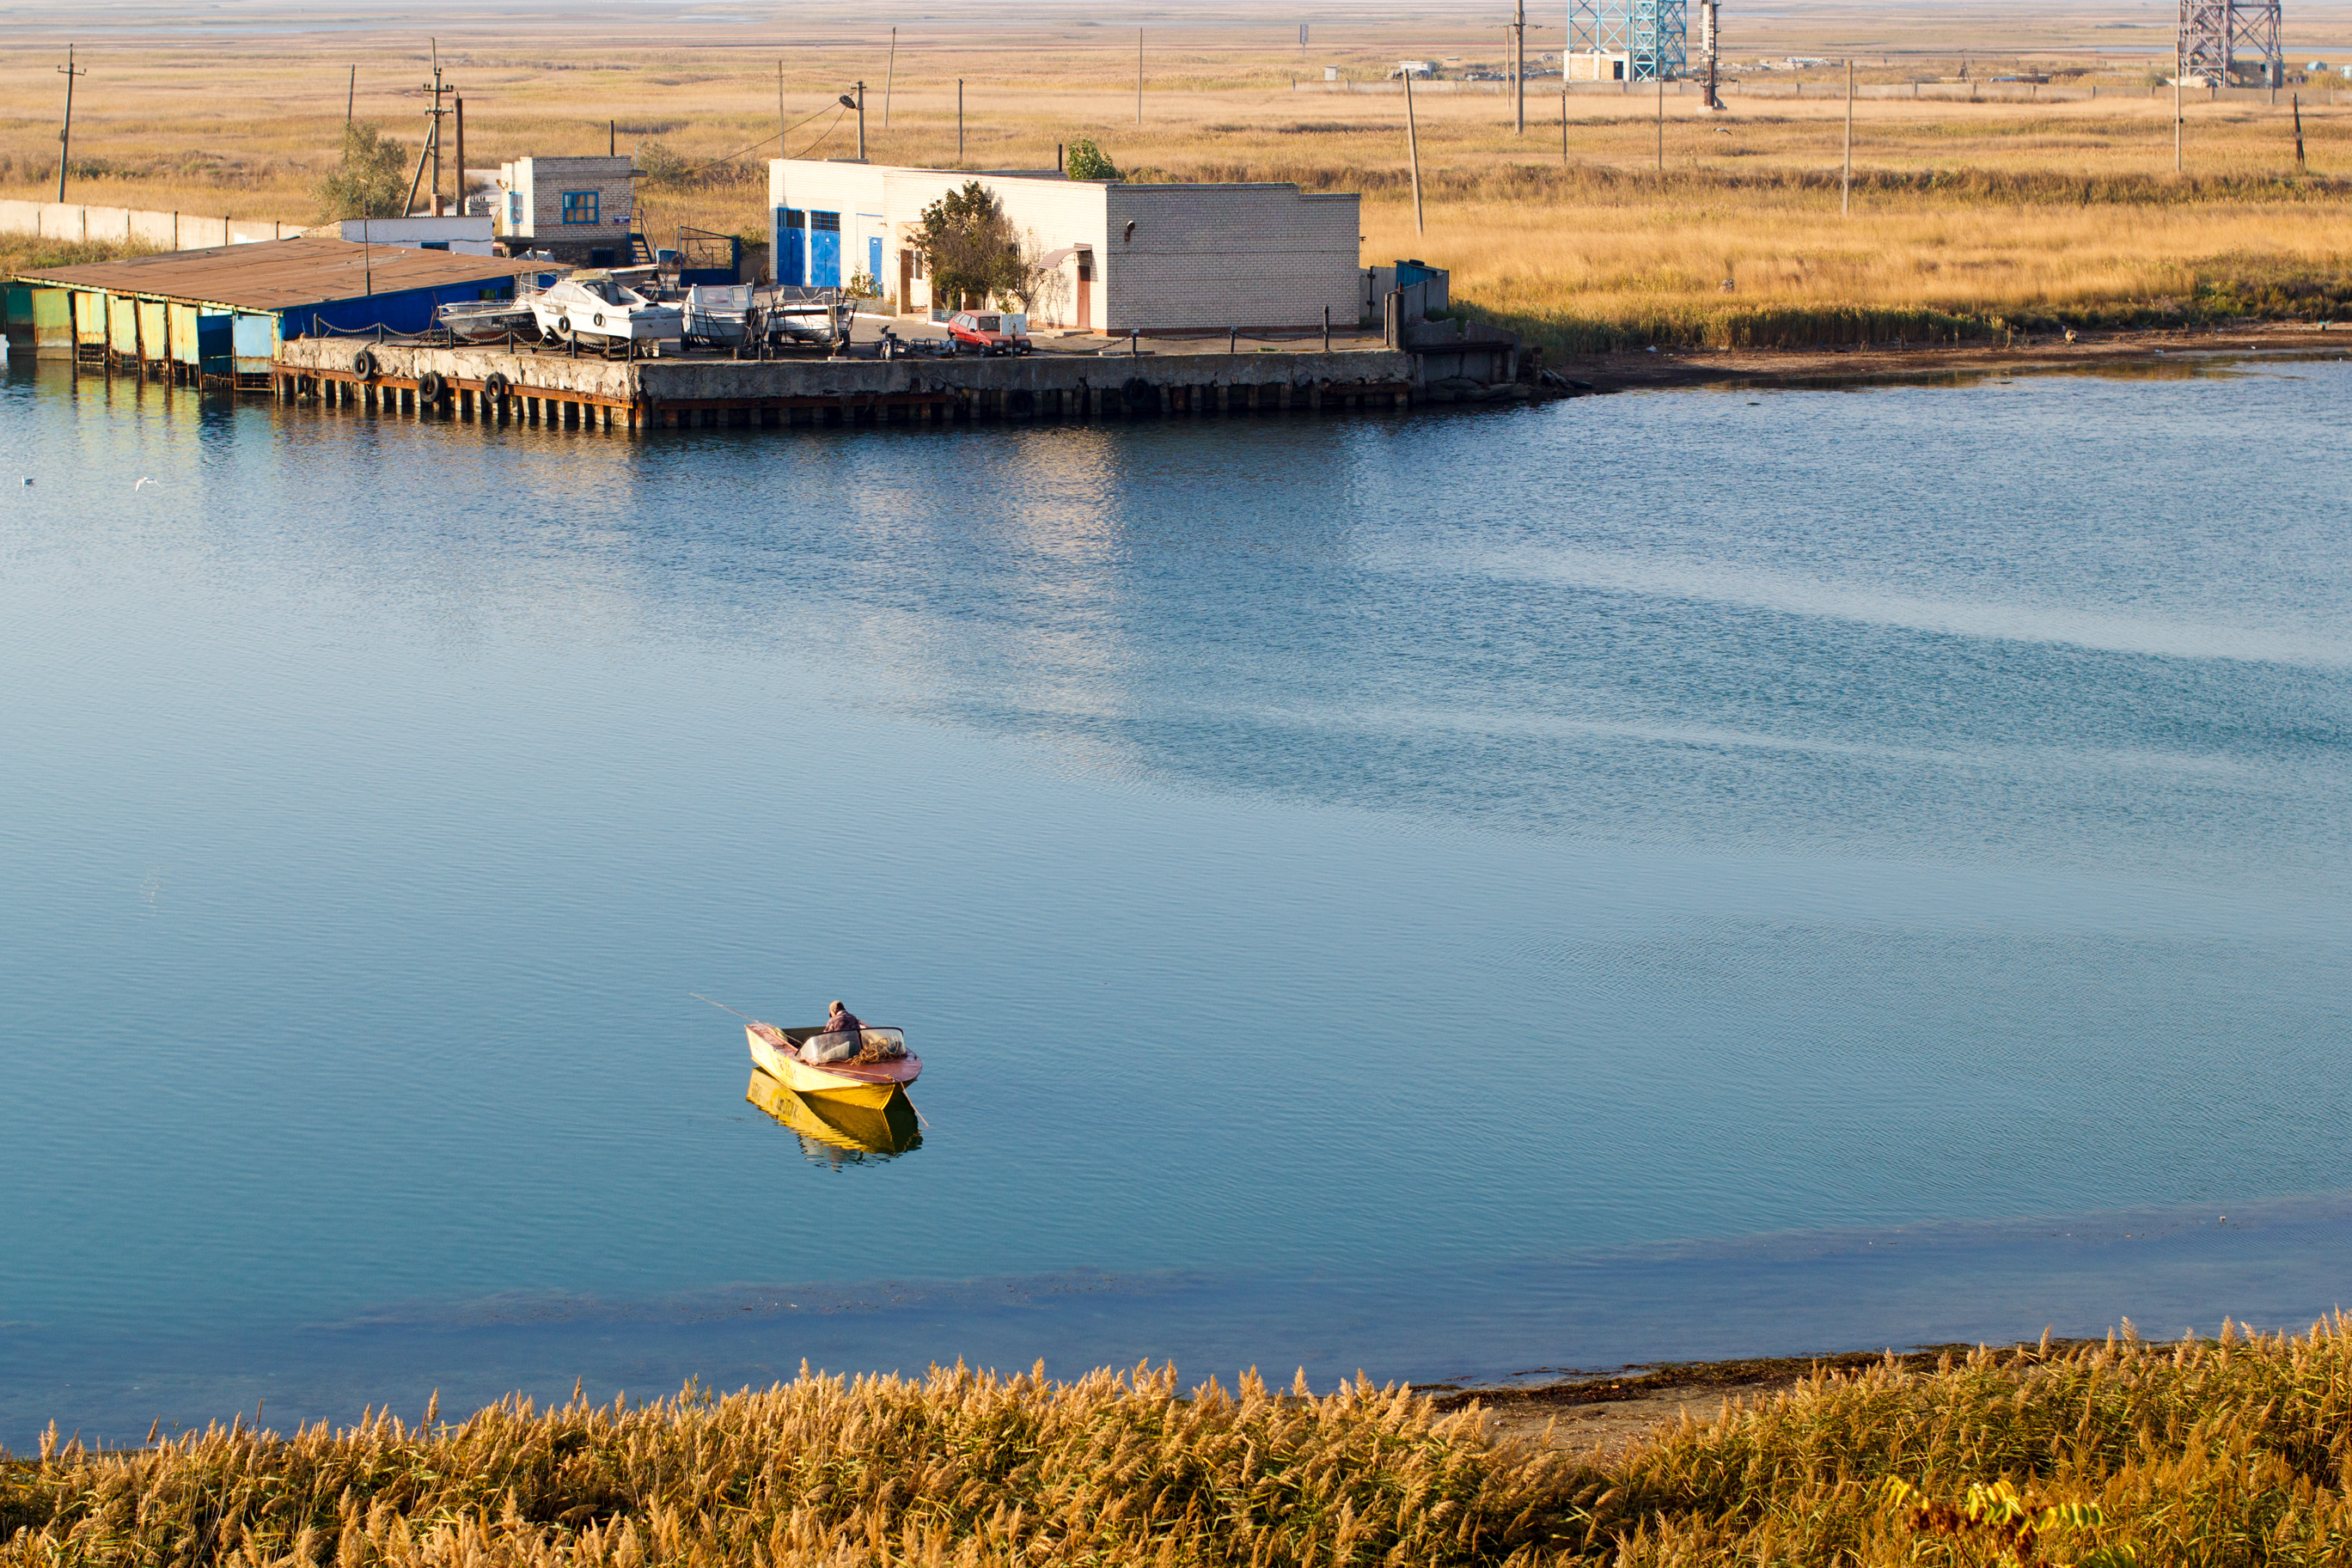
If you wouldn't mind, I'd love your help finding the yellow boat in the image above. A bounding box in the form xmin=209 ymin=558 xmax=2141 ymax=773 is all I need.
xmin=745 ymin=1069 xmax=920 ymax=1156
xmin=744 ymin=1022 xmax=921 ymax=1111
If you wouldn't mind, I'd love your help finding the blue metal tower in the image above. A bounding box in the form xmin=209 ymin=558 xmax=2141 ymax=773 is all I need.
xmin=1569 ymin=0 xmax=1687 ymax=81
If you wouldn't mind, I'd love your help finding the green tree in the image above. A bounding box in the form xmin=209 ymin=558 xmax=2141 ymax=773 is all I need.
xmin=633 ymin=139 xmax=690 ymax=188
xmin=312 ymin=122 xmax=412 ymax=220
xmin=916 ymin=180 xmax=1023 ymax=308
xmin=1065 ymin=137 xmax=1121 ymax=181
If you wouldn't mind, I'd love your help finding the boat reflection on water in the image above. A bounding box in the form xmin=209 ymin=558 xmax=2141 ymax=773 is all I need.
xmin=745 ymin=1069 xmax=922 ymax=1163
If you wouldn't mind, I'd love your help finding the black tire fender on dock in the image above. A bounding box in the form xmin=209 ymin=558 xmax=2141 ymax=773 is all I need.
xmin=351 ymin=349 xmax=376 ymax=379
xmin=417 ymin=370 xmax=447 ymax=404
xmin=482 ymin=372 xmax=511 ymax=400
xmin=1121 ymin=376 xmax=1158 ymax=410
xmin=1005 ymin=388 xmax=1035 ymax=417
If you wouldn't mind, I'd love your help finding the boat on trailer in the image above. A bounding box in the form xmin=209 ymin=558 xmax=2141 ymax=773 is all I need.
xmin=529 ymin=276 xmax=683 ymax=346
xmin=436 ymin=299 xmax=539 ymax=343
xmin=678 ymin=284 xmax=754 ymax=350
xmin=744 ymin=1022 xmax=920 ymax=1110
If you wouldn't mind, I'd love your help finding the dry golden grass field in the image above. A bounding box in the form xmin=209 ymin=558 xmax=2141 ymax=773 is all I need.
xmin=9 ymin=3 xmax=2352 ymax=350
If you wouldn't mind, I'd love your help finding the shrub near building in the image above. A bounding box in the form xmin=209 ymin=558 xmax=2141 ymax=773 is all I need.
xmin=915 ymin=181 xmax=1025 ymax=310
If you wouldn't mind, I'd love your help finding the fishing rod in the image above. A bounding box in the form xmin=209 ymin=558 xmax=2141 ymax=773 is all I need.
xmin=691 ymin=992 xmax=761 ymax=1023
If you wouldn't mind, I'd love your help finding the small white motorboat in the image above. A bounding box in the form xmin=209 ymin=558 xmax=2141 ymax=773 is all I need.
xmin=754 ymin=286 xmax=848 ymax=351
xmin=437 ymin=299 xmax=539 ymax=343
xmin=529 ymin=276 xmax=682 ymax=346
xmin=679 ymin=284 xmax=754 ymax=351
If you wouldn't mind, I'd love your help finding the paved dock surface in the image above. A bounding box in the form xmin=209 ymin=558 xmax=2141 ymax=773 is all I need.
xmin=272 ymin=330 xmax=1431 ymax=431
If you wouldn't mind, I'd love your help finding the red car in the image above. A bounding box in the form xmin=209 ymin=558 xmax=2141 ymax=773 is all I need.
xmin=944 ymin=311 xmax=1031 ymax=355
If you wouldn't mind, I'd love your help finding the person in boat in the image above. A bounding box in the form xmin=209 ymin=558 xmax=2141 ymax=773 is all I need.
xmin=801 ymin=1001 xmax=865 ymax=1065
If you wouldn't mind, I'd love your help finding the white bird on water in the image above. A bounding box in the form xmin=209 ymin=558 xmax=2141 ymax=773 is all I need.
xmin=135 ymin=477 xmax=157 ymax=491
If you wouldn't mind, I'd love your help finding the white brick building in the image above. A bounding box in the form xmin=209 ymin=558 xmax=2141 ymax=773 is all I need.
xmin=494 ymin=156 xmax=638 ymax=266
xmin=333 ymin=216 xmax=495 ymax=256
xmin=767 ymin=159 xmax=1363 ymax=333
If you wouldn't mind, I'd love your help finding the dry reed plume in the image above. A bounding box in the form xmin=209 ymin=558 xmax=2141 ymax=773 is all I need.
xmin=0 ymin=1364 xmax=1563 ymax=1568
xmin=17 ymin=1317 xmax=2352 ymax=1565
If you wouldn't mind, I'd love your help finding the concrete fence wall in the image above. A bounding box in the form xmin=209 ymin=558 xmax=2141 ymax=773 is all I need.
xmin=0 ymin=199 xmax=304 ymax=251
xmin=1293 ymin=80 xmax=1506 ymax=94
xmin=1294 ymin=79 xmax=2352 ymax=105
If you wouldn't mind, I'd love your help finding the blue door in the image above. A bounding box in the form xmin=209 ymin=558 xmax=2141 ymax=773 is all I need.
xmin=773 ymin=209 xmax=805 ymax=286
xmin=230 ymin=313 xmax=276 ymax=375
xmin=868 ymin=235 xmax=883 ymax=290
xmin=809 ymin=211 xmax=840 ymax=288
xmin=196 ymin=311 xmax=232 ymax=378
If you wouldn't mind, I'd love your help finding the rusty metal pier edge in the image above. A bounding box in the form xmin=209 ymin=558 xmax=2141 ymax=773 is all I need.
xmin=263 ymin=339 xmax=1458 ymax=434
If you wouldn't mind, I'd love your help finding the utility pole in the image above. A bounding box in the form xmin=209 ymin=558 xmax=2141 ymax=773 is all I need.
xmin=1656 ymin=60 xmax=1665 ymax=170
xmin=419 ymin=40 xmax=455 ymax=217
xmin=1842 ymin=58 xmax=1854 ymax=214
xmin=2294 ymin=92 xmax=2306 ymax=172
xmin=1404 ymin=70 xmax=1425 ymax=233
xmin=1562 ymin=73 xmax=1570 ymax=163
xmin=883 ymin=28 xmax=896 ymax=127
xmin=403 ymin=124 xmax=433 ymax=215
xmin=1514 ymin=0 xmax=1527 ymax=133
xmin=454 ymin=95 xmax=466 ymax=217
xmin=345 ymin=64 xmax=356 ymax=131
xmin=56 ymin=46 xmax=89 ymax=204
xmin=1137 ymin=27 xmax=1145 ymax=125
xmin=2174 ymin=66 xmax=2183 ymax=172
xmin=778 ymin=58 xmax=786 ymax=159
xmin=1702 ymin=0 xmax=1721 ymax=111
xmin=957 ymin=78 xmax=965 ymax=162
xmin=855 ymin=81 xmax=866 ymax=159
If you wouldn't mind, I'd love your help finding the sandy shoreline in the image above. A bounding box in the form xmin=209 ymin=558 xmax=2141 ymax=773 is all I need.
xmin=1549 ymin=320 xmax=2352 ymax=393
xmin=1427 ymin=1340 xmax=2102 ymax=1454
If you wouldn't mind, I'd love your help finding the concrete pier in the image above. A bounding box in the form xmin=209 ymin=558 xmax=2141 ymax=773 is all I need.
xmin=269 ymin=339 xmax=1435 ymax=433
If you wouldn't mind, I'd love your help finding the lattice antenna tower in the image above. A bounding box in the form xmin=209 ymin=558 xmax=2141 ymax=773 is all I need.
xmin=2178 ymin=0 xmax=2282 ymax=87
xmin=1569 ymin=0 xmax=1686 ymax=81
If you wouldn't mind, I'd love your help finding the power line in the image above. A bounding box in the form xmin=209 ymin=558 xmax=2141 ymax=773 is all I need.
xmin=667 ymin=102 xmax=843 ymax=181
xmin=790 ymin=106 xmax=851 ymax=161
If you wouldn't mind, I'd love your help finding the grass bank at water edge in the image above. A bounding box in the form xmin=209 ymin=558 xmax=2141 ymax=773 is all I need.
xmin=1454 ymin=252 xmax=2352 ymax=356
xmin=13 ymin=1317 xmax=2352 ymax=1565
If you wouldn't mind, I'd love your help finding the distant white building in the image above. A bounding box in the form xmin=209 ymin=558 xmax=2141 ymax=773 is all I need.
xmin=1567 ymin=51 xmax=1632 ymax=81
xmin=767 ymin=158 xmax=1363 ymax=333
xmin=493 ymin=156 xmax=638 ymax=266
xmin=1391 ymin=60 xmax=1439 ymax=79
xmin=333 ymin=216 xmax=494 ymax=256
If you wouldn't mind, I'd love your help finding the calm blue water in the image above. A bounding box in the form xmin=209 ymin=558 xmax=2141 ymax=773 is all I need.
xmin=4 ymin=358 xmax=2349 ymax=1444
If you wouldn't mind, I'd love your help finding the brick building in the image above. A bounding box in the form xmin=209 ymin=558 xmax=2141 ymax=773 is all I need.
xmin=494 ymin=156 xmax=638 ymax=266
xmin=767 ymin=159 xmax=1362 ymax=333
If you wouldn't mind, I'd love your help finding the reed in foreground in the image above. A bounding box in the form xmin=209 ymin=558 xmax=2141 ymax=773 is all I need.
xmin=13 ymin=1319 xmax=2352 ymax=1565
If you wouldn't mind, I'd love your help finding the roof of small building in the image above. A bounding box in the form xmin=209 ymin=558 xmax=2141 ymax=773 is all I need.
xmin=9 ymin=235 xmax=544 ymax=312
xmin=775 ymin=158 xmax=1353 ymax=196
